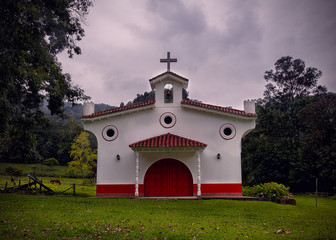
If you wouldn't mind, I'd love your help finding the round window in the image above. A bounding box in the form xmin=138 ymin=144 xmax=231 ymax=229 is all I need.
xmin=106 ymin=129 xmax=115 ymax=137
xmin=219 ymin=123 xmax=236 ymax=140
xmin=223 ymin=127 xmax=232 ymax=136
xmin=164 ymin=116 xmax=173 ymax=124
xmin=160 ymin=112 xmax=176 ymax=128
xmin=102 ymin=125 xmax=118 ymax=141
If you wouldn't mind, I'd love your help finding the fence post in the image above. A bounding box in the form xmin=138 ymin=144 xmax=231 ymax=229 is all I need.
xmin=73 ymin=184 xmax=76 ymax=196
xmin=315 ymin=177 xmax=318 ymax=208
xmin=5 ymin=182 xmax=7 ymax=190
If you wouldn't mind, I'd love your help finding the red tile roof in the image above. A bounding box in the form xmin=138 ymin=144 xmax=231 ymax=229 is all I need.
xmin=81 ymin=100 xmax=156 ymax=119
xmin=81 ymin=98 xmax=256 ymax=120
xmin=181 ymin=100 xmax=257 ymax=117
xmin=129 ymin=133 xmax=207 ymax=150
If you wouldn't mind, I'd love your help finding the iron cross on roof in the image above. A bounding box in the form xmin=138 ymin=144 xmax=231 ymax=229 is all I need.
xmin=160 ymin=52 xmax=177 ymax=72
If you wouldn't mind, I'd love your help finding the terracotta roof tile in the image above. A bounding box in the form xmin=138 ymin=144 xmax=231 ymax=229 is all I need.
xmin=181 ymin=100 xmax=257 ymax=117
xmin=129 ymin=133 xmax=207 ymax=149
xmin=81 ymin=100 xmax=155 ymax=119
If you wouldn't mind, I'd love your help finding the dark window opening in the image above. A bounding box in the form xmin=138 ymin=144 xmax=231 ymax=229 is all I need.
xmin=106 ymin=129 xmax=115 ymax=137
xmin=164 ymin=84 xmax=173 ymax=103
xmin=223 ymin=127 xmax=232 ymax=136
xmin=164 ymin=116 xmax=173 ymax=124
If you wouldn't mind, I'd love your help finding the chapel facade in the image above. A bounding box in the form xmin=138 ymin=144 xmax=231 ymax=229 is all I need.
xmin=81 ymin=53 xmax=257 ymax=198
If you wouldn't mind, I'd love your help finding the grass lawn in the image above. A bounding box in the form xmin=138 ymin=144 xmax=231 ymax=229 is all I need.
xmin=0 ymin=175 xmax=96 ymax=197
xmin=0 ymin=163 xmax=91 ymax=178
xmin=0 ymin=194 xmax=335 ymax=239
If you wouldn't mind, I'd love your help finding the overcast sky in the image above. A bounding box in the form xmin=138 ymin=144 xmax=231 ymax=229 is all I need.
xmin=58 ymin=0 xmax=336 ymax=109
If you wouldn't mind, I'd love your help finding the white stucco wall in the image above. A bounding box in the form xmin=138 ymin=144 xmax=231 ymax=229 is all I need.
xmin=83 ymin=72 xmax=256 ymax=188
xmin=84 ymin=103 xmax=255 ymax=186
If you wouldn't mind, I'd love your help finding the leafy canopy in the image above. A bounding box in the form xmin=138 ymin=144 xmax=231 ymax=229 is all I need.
xmin=264 ymin=56 xmax=326 ymax=103
xmin=69 ymin=131 xmax=96 ymax=184
xmin=243 ymin=56 xmax=335 ymax=192
xmin=0 ymin=0 xmax=92 ymax=163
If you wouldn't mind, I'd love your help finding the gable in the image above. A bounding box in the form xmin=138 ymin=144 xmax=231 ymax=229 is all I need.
xmin=149 ymin=71 xmax=188 ymax=90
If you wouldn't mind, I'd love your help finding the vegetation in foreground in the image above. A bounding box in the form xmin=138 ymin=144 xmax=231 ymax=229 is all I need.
xmin=0 ymin=194 xmax=335 ymax=239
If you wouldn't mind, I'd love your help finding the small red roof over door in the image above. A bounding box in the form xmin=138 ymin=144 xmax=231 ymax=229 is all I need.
xmin=129 ymin=133 xmax=207 ymax=151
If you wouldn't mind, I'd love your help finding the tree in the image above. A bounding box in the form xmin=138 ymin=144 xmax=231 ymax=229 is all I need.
xmin=242 ymin=98 xmax=310 ymax=188
xmin=242 ymin=56 xmax=335 ymax=192
xmin=129 ymin=91 xmax=155 ymax=105
xmin=5 ymin=167 xmax=23 ymax=186
xmin=264 ymin=56 xmax=326 ymax=103
xmin=296 ymin=93 xmax=336 ymax=192
xmin=127 ymin=88 xmax=190 ymax=106
xmin=69 ymin=131 xmax=96 ymax=184
xmin=0 ymin=0 xmax=92 ymax=163
xmin=43 ymin=157 xmax=60 ymax=169
xmin=56 ymin=118 xmax=84 ymax=165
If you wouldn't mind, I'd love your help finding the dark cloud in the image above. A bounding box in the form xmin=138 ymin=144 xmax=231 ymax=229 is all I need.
xmin=58 ymin=0 xmax=336 ymax=109
xmin=146 ymin=0 xmax=206 ymax=36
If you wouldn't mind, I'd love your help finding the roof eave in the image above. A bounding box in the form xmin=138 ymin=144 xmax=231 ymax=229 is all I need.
xmin=181 ymin=103 xmax=257 ymax=120
xmin=81 ymin=104 xmax=155 ymax=123
xmin=130 ymin=146 xmax=206 ymax=152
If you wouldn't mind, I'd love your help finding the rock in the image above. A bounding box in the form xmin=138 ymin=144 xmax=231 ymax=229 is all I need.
xmin=275 ymin=198 xmax=296 ymax=205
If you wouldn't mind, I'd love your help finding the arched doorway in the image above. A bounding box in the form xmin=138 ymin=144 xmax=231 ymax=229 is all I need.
xmin=144 ymin=159 xmax=193 ymax=197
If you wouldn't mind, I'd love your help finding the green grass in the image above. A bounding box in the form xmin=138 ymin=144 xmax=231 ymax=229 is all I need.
xmin=0 ymin=194 xmax=335 ymax=239
xmin=1 ymin=163 xmax=335 ymax=239
xmin=0 ymin=175 xmax=96 ymax=197
xmin=0 ymin=163 xmax=92 ymax=178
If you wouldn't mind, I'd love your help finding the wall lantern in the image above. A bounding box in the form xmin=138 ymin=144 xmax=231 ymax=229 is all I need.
xmin=116 ymin=154 xmax=121 ymax=160
xmin=217 ymin=153 xmax=221 ymax=159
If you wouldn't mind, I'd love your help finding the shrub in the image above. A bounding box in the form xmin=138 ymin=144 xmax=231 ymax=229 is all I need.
xmin=243 ymin=182 xmax=291 ymax=200
xmin=5 ymin=167 xmax=24 ymax=185
xmin=5 ymin=166 xmax=24 ymax=178
xmin=43 ymin=158 xmax=60 ymax=168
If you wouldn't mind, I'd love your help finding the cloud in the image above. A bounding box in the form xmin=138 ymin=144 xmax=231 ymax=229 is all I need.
xmin=58 ymin=0 xmax=336 ymax=109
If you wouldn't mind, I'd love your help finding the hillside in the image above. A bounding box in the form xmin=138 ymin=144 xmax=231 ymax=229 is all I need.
xmin=41 ymin=101 xmax=115 ymax=124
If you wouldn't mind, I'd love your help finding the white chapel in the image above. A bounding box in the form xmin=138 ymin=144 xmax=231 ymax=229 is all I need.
xmin=81 ymin=52 xmax=257 ymax=198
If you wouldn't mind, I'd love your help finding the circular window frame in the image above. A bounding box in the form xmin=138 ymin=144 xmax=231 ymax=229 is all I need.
xmin=160 ymin=112 xmax=177 ymax=129
xmin=219 ymin=123 xmax=236 ymax=140
xmin=102 ymin=125 xmax=119 ymax=141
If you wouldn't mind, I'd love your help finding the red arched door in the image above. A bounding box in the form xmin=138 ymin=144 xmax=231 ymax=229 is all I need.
xmin=144 ymin=159 xmax=193 ymax=197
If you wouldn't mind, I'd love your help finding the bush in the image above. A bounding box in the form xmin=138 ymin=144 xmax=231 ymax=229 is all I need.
xmin=5 ymin=166 xmax=24 ymax=186
xmin=243 ymin=182 xmax=291 ymax=200
xmin=5 ymin=166 xmax=24 ymax=179
xmin=43 ymin=158 xmax=59 ymax=168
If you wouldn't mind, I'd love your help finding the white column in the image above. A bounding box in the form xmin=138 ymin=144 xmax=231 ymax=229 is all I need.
xmin=196 ymin=151 xmax=201 ymax=197
xmin=135 ymin=152 xmax=139 ymax=197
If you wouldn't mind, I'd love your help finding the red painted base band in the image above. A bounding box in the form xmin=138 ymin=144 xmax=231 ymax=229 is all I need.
xmin=200 ymin=183 xmax=242 ymax=193
xmin=96 ymin=184 xmax=135 ymax=194
xmin=97 ymin=183 xmax=242 ymax=195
